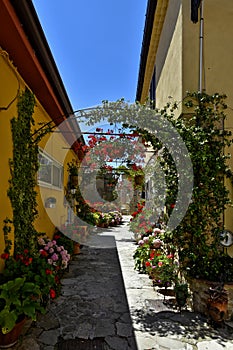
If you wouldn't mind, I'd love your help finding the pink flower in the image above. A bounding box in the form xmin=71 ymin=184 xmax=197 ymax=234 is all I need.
xmin=38 ymin=238 xmax=45 ymax=245
xmin=51 ymin=253 xmax=59 ymax=261
xmin=153 ymin=239 xmax=163 ymax=248
xmin=158 ymin=261 xmax=163 ymax=267
xmin=153 ymin=228 xmax=161 ymax=234
xmin=47 ymin=241 xmax=53 ymax=248
xmin=167 ymin=254 xmax=174 ymax=259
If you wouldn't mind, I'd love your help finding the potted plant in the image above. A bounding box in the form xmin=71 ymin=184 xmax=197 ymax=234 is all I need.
xmin=205 ymin=283 xmax=228 ymax=324
xmin=96 ymin=213 xmax=110 ymax=228
xmin=0 ymin=277 xmax=45 ymax=347
xmin=174 ymin=282 xmax=190 ymax=311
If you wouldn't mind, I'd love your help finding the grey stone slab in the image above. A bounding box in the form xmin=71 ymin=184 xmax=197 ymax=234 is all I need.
xmin=38 ymin=329 xmax=60 ymax=346
xmin=17 ymin=338 xmax=40 ymax=350
xmin=157 ymin=336 xmax=194 ymax=349
xmin=36 ymin=313 xmax=60 ymax=330
xmin=134 ymin=331 xmax=157 ymax=350
xmin=73 ymin=322 xmax=94 ymax=340
xmin=197 ymin=340 xmax=233 ymax=350
xmin=119 ymin=312 xmax=132 ymax=323
xmin=116 ymin=322 xmax=133 ymax=337
xmin=105 ymin=335 xmax=129 ymax=350
xmin=94 ymin=320 xmax=115 ymax=337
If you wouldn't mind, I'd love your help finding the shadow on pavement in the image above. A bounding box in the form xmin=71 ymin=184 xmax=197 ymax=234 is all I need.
xmin=55 ymin=236 xmax=138 ymax=350
xmin=132 ymin=303 xmax=233 ymax=346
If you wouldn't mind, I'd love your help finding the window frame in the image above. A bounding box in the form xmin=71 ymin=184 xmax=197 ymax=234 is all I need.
xmin=38 ymin=149 xmax=63 ymax=190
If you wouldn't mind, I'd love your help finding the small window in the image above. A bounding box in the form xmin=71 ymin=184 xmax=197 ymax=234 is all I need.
xmin=38 ymin=150 xmax=63 ymax=189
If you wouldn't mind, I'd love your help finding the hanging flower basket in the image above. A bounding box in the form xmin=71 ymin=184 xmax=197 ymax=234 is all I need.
xmin=70 ymin=175 xmax=79 ymax=186
xmin=134 ymin=175 xmax=144 ymax=186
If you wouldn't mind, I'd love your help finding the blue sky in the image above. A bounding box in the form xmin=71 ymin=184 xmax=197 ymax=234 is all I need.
xmin=32 ymin=1 xmax=147 ymax=110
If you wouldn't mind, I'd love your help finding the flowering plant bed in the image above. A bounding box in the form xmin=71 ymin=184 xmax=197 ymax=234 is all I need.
xmin=38 ymin=236 xmax=71 ymax=271
xmin=0 ymin=249 xmax=60 ymax=304
xmin=133 ymin=227 xmax=179 ymax=287
xmin=0 ymin=234 xmax=72 ymax=335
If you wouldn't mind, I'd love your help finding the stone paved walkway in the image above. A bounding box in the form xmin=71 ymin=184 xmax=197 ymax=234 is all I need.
xmin=11 ymin=217 xmax=233 ymax=350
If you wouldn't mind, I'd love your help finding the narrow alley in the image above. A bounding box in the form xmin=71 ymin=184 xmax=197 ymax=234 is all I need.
xmin=15 ymin=217 xmax=233 ymax=350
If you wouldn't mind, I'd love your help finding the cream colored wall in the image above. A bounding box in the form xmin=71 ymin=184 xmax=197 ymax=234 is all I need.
xmin=155 ymin=0 xmax=183 ymax=113
xmin=182 ymin=1 xmax=200 ymax=94
xmin=183 ymin=0 xmax=233 ymax=237
xmin=183 ymin=0 xmax=233 ymax=98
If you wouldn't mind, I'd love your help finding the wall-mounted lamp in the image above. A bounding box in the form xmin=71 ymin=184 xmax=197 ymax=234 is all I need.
xmin=220 ymin=230 xmax=233 ymax=247
xmin=45 ymin=197 xmax=57 ymax=208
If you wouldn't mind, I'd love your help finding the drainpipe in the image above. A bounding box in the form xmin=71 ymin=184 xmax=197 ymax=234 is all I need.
xmin=198 ymin=0 xmax=204 ymax=93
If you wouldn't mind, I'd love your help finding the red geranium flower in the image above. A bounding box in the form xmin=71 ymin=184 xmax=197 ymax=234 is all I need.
xmin=150 ymin=251 xmax=155 ymax=259
xmin=55 ymin=275 xmax=60 ymax=284
xmin=1 ymin=253 xmax=9 ymax=260
xmin=39 ymin=249 xmax=48 ymax=257
xmin=49 ymin=289 xmax=56 ymax=299
xmin=53 ymin=234 xmax=60 ymax=240
xmin=24 ymin=257 xmax=33 ymax=266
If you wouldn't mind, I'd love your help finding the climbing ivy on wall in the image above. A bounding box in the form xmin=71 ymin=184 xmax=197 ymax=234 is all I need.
xmin=160 ymin=92 xmax=233 ymax=281
xmin=7 ymin=88 xmax=51 ymax=255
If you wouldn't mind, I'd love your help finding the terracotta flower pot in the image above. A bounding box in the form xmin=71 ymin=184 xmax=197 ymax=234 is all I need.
xmin=73 ymin=243 xmax=81 ymax=255
xmin=207 ymin=299 xmax=228 ymax=323
xmin=0 ymin=317 xmax=27 ymax=348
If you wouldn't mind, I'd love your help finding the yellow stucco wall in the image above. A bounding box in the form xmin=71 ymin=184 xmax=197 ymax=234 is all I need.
xmin=0 ymin=51 xmax=18 ymax=270
xmin=35 ymin=115 xmax=79 ymax=238
xmin=0 ymin=49 xmax=79 ymax=268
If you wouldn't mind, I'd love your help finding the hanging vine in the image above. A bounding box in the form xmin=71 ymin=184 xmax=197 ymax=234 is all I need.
xmin=7 ymin=88 xmax=52 ymax=255
xmin=161 ymin=92 xmax=233 ymax=281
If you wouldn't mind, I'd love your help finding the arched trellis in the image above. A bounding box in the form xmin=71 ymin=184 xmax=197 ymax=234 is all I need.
xmin=38 ymin=99 xmax=194 ymax=235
